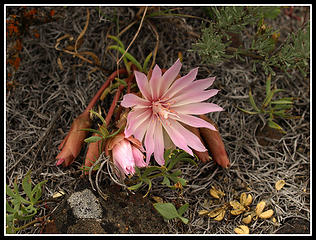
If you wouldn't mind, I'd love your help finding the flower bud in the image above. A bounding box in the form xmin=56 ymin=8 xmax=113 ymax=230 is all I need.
xmin=199 ymin=115 xmax=230 ymax=168
xmin=56 ymin=113 xmax=92 ymax=167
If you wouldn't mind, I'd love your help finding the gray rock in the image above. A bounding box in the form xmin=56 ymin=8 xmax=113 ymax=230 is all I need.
xmin=67 ymin=189 xmax=103 ymax=219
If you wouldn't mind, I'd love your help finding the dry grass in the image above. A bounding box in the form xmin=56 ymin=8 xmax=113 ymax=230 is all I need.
xmin=5 ymin=6 xmax=310 ymax=234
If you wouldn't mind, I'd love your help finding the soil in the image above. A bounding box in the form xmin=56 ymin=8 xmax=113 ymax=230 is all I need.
xmin=5 ymin=5 xmax=310 ymax=235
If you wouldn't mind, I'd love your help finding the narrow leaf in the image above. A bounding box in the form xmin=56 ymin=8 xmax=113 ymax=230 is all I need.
xmin=84 ymin=135 xmax=103 ymax=143
xmin=249 ymin=89 xmax=260 ymax=112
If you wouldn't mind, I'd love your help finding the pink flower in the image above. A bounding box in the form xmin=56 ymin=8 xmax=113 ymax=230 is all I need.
xmin=107 ymin=133 xmax=147 ymax=177
xmin=121 ymin=59 xmax=223 ymax=165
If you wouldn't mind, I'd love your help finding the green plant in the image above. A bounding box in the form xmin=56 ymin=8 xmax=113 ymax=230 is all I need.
xmin=237 ymin=74 xmax=299 ymax=133
xmin=192 ymin=6 xmax=310 ymax=77
xmin=6 ymin=171 xmax=47 ymax=234
xmin=128 ymin=148 xmax=198 ymax=197
xmin=153 ymin=202 xmax=189 ymax=224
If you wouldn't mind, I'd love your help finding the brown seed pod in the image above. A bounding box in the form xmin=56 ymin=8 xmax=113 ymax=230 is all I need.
xmin=182 ymin=123 xmax=210 ymax=163
xmin=199 ymin=115 xmax=230 ymax=168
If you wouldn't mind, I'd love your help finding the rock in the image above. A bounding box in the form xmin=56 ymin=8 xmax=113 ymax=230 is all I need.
xmin=67 ymin=189 xmax=102 ymax=219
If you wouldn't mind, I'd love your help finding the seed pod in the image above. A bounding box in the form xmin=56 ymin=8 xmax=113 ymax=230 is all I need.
xmin=213 ymin=209 xmax=226 ymax=221
xmin=240 ymin=193 xmax=253 ymax=207
xmin=242 ymin=215 xmax=252 ymax=224
xmin=198 ymin=210 xmax=210 ymax=216
xmin=275 ymin=180 xmax=286 ymax=191
xmin=255 ymin=201 xmax=266 ymax=216
xmin=183 ymin=123 xmax=210 ymax=163
xmin=199 ymin=115 xmax=230 ymax=168
xmin=210 ymin=186 xmax=225 ymax=199
xmin=234 ymin=225 xmax=250 ymax=234
xmin=208 ymin=207 xmax=224 ymax=218
xmin=259 ymin=209 xmax=274 ymax=219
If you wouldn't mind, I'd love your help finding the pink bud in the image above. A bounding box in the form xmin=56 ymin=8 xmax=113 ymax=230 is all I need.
xmin=56 ymin=113 xmax=92 ymax=167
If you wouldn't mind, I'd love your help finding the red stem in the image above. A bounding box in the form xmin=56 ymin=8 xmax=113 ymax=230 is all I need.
xmin=106 ymin=73 xmax=135 ymax=125
xmin=83 ymin=68 xmax=127 ymax=116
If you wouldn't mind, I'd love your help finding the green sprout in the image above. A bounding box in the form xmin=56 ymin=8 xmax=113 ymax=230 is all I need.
xmin=6 ymin=171 xmax=48 ymax=234
xmin=237 ymin=74 xmax=299 ymax=133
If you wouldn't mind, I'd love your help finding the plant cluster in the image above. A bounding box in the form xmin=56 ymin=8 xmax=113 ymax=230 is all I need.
xmin=192 ymin=6 xmax=310 ymax=77
xmin=199 ymin=179 xmax=286 ymax=234
xmin=6 ymin=171 xmax=47 ymax=234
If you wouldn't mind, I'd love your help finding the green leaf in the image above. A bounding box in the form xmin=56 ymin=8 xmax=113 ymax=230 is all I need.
xmin=262 ymin=88 xmax=286 ymax=108
xmin=142 ymin=166 xmax=162 ymax=178
xmin=107 ymin=35 xmax=125 ymax=49
xmin=161 ymin=176 xmax=171 ymax=187
xmin=31 ymin=180 xmax=47 ymax=204
xmin=270 ymin=99 xmax=293 ymax=105
xmin=108 ymin=45 xmax=143 ymax=71
xmin=80 ymin=128 xmax=103 ymax=135
xmin=153 ymin=202 xmax=180 ymax=220
xmin=143 ymin=52 xmax=153 ymax=73
xmin=6 ymin=184 xmax=17 ymax=199
xmin=177 ymin=203 xmax=189 ymax=216
xmin=115 ymin=77 xmax=127 ymax=86
xmin=142 ymin=178 xmax=152 ymax=198
xmin=179 ymin=216 xmax=189 ymax=224
xmin=249 ymin=89 xmax=260 ymax=112
xmin=84 ymin=135 xmax=103 ymax=143
xmin=127 ymin=181 xmax=143 ymax=191
xmin=236 ymin=106 xmax=259 ymax=115
xmin=89 ymin=109 xmax=107 ymax=126
xmin=268 ymin=120 xmax=285 ymax=133
xmin=22 ymin=171 xmax=33 ymax=201
xmin=6 ymin=200 xmax=16 ymax=213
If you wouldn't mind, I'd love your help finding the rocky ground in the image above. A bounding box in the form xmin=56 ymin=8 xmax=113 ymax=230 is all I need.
xmin=5 ymin=6 xmax=310 ymax=235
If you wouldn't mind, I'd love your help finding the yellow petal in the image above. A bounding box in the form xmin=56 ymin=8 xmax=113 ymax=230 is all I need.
xmin=242 ymin=215 xmax=252 ymax=224
xmin=234 ymin=225 xmax=250 ymax=234
xmin=275 ymin=180 xmax=286 ymax=191
xmin=259 ymin=209 xmax=274 ymax=219
xmin=255 ymin=201 xmax=266 ymax=216
xmin=198 ymin=210 xmax=210 ymax=216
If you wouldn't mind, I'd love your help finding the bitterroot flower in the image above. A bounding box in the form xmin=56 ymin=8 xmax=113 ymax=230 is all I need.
xmin=121 ymin=59 xmax=223 ymax=165
xmin=107 ymin=133 xmax=147 ymax=177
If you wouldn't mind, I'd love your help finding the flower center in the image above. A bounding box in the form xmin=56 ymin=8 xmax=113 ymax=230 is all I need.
xmin=152 ymin=100 xmax=178 ymax=121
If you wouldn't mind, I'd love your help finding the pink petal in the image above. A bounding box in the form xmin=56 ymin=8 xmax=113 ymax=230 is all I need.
xmin=149 ymin=64 xmax=162 ymax=100
xmin=112 ymin=140 xmax=135 ymax=175
xmin=153 ymin=120 xmax=165 ymax=165
xmin=134 ymin=71 xmax=152 ymax=100
xmin=132 ymin=146 xmax=147 ymax=168
xmin=172 ymin=102 xmax=224 ymax=115
xmin=125 ymin=108 xmax=151 ymax=138
xmin=162 ymin=119 xmax=193 ymax=156
xmin=171 ymin=120 xmax=207 ymax=152
xmin=162 ymin=67 xmax=199 ymax=100
xmin=121 ymin=93 xmax=150 ymax=108
xmin=172 ymin=89 xmax=220 ymax=107
xmin=159 ymin=59 xmax=182 ymax=95
xmin=170 ymin=113 xmax=218 ymax=131
xmin=144 ymin=115 xmax=157 ymax=164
